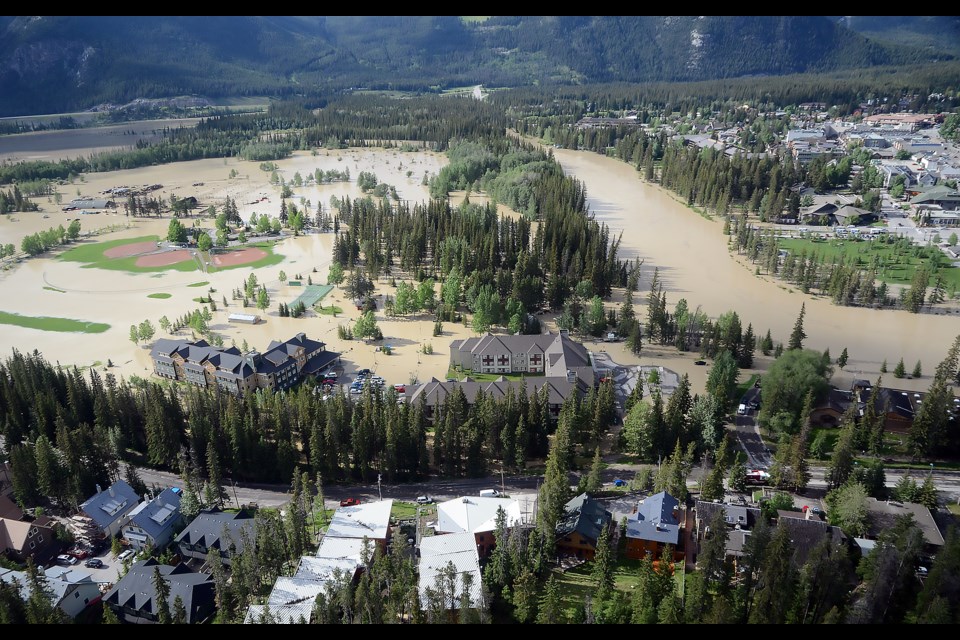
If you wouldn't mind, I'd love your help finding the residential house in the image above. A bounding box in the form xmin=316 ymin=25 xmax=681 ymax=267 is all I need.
xmin=694 ymin=502 xmax=843 ymax=567
xmin=245 ymin=503 xmax=390 ymax=624
xmin=149 ymin=332 xmax=339 ymax=395
xmin=448 ymin=330 xmax=594 ymax=384
xmin=0 ymin=494 xmax=59 ymax=564
xmin=174 ymin=508 xmax=254 ymax=566
xmin=555 ymin=493 xmax=611 ymax=560
xmin=418 ymin=532 xmax=483 ymax=610
xmin=0 ymin=567 xmax=101 ymax=619
xmin=0 ymin=516 xmax=58 ymax=565
xmin=410 ymin=375 xmax=588 ymax=421
xmin=865 ymin=498 xmax=944 ymax=552
xmin=122 ymin=488 xmax=184 ymax=551
xmin=103 ymin=559 xmax=215 ymax=624
xmin=323 ymin=500 xmax=393 ymax=551
xmin=810 ymin=388 xmax=856 ymax=427
xmin=625 ymin=492 xmax=683 ymax=560
xmin=79 ymin=480 xmax=140 ymax=538
xmin=435 ymin=496 xmax=524 ymax=557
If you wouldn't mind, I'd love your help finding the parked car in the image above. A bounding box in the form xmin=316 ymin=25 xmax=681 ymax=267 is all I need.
xmin=416 ymin=496 xmax=434 ymax=504
xmin=56 ymin=554 xmax=78 ymax=566
xmin=393 ymin=383 xmax=406 ymax=393
xmin=694 ymin=360 xmax=707 ymax=366
xmin=357 ymin=368 xmax=372 ymax=377
xmin=84 ymin=558 xmax=104 ymax=569
xmin=340 ymin=497 xmax=361 ymax=507
xmin=117 ymin=549 xmax=135 ymax=563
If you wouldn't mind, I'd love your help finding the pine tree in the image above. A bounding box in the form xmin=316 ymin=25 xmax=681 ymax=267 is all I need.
xmin=837 ymin=347 xmax=848 ymax=370
xmin=880 ymin=358 xmax=888 ymax=373
xmin=894 ymin=358 xmax=906 ymax=378
xmin=153 ymin=566 xmax=172 ymax=624
xmin=788 ymin=303 xmax=806 ymax=350
xmin=172 ymin=595 xmax=187 ymax=624
xmin=537 ymin=575 xmax=563 ymax=624
xmin=592 ymin=524 xmax=615 ymax=600
xmin=912 ymin=360 xmax=922 ymax=378
xmin=583 ymin=446 xmax=603 ymax=494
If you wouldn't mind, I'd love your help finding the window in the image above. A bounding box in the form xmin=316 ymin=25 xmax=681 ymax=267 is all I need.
xmin=30 ymin=542 xmax=35 ymax=549
xmin=38 ymin=535 xmax=43 ymax=543
xmin=75 ymin=592 xmax=80 ymax=598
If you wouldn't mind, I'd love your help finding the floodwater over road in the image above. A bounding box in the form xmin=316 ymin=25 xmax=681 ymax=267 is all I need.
xmin=553 ymin=147 xmax=960 ymax=381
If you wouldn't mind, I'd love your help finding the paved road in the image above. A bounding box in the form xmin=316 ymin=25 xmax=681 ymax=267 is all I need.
xmin=732 ymin=388 xmax=771 ymax=469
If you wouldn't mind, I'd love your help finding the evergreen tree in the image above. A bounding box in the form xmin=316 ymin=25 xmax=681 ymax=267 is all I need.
xmin=153 ymin=566 xmax=172 ymax=624
xmin=787 ymin=303 xmax=806 ymax=351
xmin=837 ymin=347 xmax=848 ymax=370
xmin=894 ymin=357 xmax=906 ymax=378
xmin=592 ymin=524 xmax=615 ymax=601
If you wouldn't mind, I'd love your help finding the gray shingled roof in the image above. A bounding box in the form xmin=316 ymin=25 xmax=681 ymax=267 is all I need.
xmin=174 ymin=509 xmax=254 ymax=555
xmin=556 ymin=493 xmax=611 ymax=545
xmin=103 ymin=559 xmax=214 ymax=624
xmin=79 ymin=481 xmax=139 ymax=530
xmin=627 ymin=492 xmax=680 ymax=545
xmin=126 ymin=488 xmax=183 ymax=543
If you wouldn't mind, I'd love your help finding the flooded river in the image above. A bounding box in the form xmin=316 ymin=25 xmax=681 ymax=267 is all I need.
xmin=554 ymin=147 xmax=960 ymax=380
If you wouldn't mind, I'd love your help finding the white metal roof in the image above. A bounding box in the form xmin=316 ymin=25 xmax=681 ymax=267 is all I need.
xmin=436 ymin=496 xmax=522 ymax=534
xmin=267 ymin=577 xmax=327 ymax=606
xmin=296 ymin=556 xmax=361 ymax=583
xmin=418 ymin=532 xmax=483 ymax=608
xmin=244 ymin=602 xmax=313 ymax=624
xmin=316 ymin=535 xmax=367 ymax=563
xmin=324 ymin=500 xmax=393 ymax=540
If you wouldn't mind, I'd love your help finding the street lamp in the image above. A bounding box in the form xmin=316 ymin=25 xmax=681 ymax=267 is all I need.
xmin=929 ymin=463 xmax=934 ymax=477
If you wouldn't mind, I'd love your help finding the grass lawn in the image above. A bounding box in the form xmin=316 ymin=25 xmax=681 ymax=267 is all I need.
xmin=391 ymin=501 xmax=434 ymax=521
xmin=948 ymin=503 xmax=960 ymax=516
xmin=315 ymin=305 xmax=344 ymax=316
xmin=59 ymin=234 xmax=200 ymax=272
xmin=147 ymin=293 xmax=172 ymax=299
xmin=59 ymin=235 xmax=158 ymax=264
xmin=779 ymin=237 xmax=960 ymax=288
xmin=553 ymin=546 xmax=649 ymax=618
xmin=0 ymin=310 xmax=110 ymax=333
xmin=60 ymin=235 xmax=199 ymax=273
xmin=43 ymin=286 xmax=65 ymax=293
xmin=810 ymin=427 xmax=840 ymax=459
xmin=734 ymin=374 xmax=760 ymax=400
xmin=187 ymin=281 xmax=210 ymax=287
xmin=447 ymin=367 xmax=544 ymax=382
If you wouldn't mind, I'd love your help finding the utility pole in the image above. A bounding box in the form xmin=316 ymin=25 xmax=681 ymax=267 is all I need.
xmin=500 ymin=465 xmax=505 ymax=497
xmin=230 ymin=478 xmax=240 ymax=510
xmin=377 ymin=473 xmax=382 ymax=501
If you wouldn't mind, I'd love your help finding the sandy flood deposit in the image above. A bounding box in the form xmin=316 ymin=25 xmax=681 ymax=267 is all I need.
xmin=0 ymin=128 xmax=955 ymax=394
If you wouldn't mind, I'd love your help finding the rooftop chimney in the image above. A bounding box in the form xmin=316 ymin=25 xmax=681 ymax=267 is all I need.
xmin=108 ymin=485 xmax=115 ymax=498
xmin=96 ymin=484 xmax=102 ymax=494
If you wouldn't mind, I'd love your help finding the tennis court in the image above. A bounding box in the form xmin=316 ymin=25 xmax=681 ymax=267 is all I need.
xmin=291 ymin=284 xmax=334 ymax=308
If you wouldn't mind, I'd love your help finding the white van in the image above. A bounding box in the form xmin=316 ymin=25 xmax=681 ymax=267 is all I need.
xmin=737 ymin=403 xmax=747 ymax=416
xmin=479 ymin=489 xmax=500 ymax=498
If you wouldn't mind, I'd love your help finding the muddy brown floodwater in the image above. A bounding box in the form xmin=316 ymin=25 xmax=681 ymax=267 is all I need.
xmin=553 ymin=146 xmax=960 ymax=383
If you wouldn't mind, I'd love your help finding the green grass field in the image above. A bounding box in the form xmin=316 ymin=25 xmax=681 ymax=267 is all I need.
xmin=59 ymin=235 xmax=158 ymax=264
xmin=187 ymin=281 xmax=210 ymax=287
xmin=0 ymin=311 xmax=110 ymax=333
xmin=59 ymin=235 xmax=199 ymax=272
xmin=315 ymin=305 xmax=343 ymax=316
xmin=43 ymin=286 xmax=65 ymax=293
xmin=147 ymin=293 xmax=172 ymax=299
xmin=779 ymin=237 xmax=960 ymax=288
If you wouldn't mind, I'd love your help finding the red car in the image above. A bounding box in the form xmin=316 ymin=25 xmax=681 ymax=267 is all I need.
xmin=340 ymin=498 xmax=361 ymax=507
